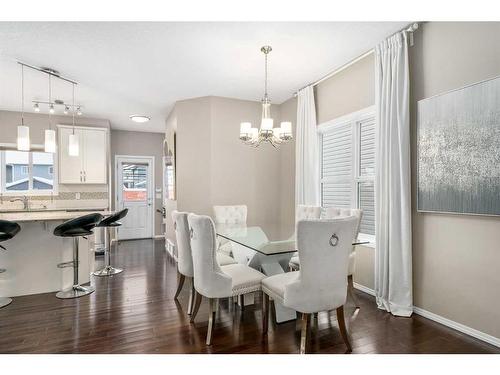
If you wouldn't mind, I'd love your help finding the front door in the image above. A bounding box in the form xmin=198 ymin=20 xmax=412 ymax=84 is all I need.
xmin=116 ymin=156 xmax=154 ymax=240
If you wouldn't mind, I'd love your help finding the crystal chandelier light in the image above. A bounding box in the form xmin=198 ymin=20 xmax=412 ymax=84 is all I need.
xmin=240 ymin=46 xmax=292 ymax=148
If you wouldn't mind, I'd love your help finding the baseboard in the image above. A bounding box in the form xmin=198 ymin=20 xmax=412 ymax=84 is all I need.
xmin=352 ymin=282 xmax=500 ymax=348
xmin=153 ymin=235 xmax=165 ymax=240
xmin=413 ymin=307 xmax=500 ymax=348
xmin=353 ymin=282 xmax=376 ymax=296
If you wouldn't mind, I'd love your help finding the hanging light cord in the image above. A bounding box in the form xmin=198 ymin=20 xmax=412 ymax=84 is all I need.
xmin=264 ymin=52 xmax=268 ymax=99
xmin=72 ymin=83 xmax=75 ymax=134
xmin=21 ymin=64 xmax=25 ymax=126
xmin=48 ymin=75 xmax=52 ymax=130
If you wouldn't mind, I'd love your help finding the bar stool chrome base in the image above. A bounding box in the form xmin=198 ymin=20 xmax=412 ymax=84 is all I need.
xmin=0 ymin=297 xmax=13 ymax=308
xmin=93 ymin=265 xmax=123 ymax=277
xmin=93 ymin=220 xmax=125 ymax=277
xmin=56 ymin=285 xmax=95 ymax=299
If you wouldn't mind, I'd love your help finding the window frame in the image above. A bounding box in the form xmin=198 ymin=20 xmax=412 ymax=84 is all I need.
xmin=318 ymin=106 xmax=376 ymax=244
xmin=0 ymin=145 xmax=58 ymax=196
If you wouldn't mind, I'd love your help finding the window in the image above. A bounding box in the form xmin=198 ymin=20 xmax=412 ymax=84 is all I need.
xmin=1 ymin=150 xmax=56 ymax=195
xmin=319 ymin=106 xmax=375 ymax=241
xmin=121 ymin=163 xmax=148 ymax=201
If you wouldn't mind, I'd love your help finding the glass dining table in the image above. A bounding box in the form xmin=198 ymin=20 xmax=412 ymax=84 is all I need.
xmin=215 ymin=223 xmax=368 ymax=323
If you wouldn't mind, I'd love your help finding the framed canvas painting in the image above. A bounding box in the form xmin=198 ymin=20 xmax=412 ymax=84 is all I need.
xmin=417 ymin=76 xmax=500 ymax=216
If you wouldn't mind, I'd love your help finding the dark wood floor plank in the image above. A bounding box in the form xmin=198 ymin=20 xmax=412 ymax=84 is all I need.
xmin=0 ymin=239 xmax=498 ymax=354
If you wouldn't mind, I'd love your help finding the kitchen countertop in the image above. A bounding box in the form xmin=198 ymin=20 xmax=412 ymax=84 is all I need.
xmin=0 ymin=209 xmax=114 ymax=222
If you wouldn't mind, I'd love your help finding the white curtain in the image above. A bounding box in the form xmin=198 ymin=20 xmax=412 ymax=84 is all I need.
xmin=374 ymin=31 xmax=413 ymax=317
xmin=295 ymin=85 xmax=320 ymax=207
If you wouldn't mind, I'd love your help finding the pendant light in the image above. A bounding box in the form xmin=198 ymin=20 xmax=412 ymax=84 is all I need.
xmin=239 ymin=46 xmax=293 ymax=148
xmin=44 ymin=75 xmax=56 ymax=153
xmin=68 ymin=83 xmax=79 ymax=156
xmin=17 ymin=64 xmax=30 ymax=151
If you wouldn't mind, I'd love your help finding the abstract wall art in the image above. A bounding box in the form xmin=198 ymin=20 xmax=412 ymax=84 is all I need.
xmin=417 ymin=76 xmax=500 ymax=216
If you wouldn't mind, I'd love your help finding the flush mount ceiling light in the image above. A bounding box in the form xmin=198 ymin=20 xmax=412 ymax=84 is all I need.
xmin=239 ymin=46 xmax=292 ymax=148
xmin=129 ymin=115 xmax=151 ymax=123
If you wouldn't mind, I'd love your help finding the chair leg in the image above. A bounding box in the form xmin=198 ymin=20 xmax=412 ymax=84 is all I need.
xmin=299 ymin=313 xmax=310 ymax=354
xmin=187 ymin=278 xmax=195 ymax=315
xmin=262 ymin=292 xmax=269 ymax=335
xmin=190 ymin=291 xmax=203 ymax=323
xmin=174 ymin=272 xmax=185 ymax=300
xmin=347 ymin=275 xmax=360 ymax=309
xmin=239 ymin=294 xmax=245 ymax=311
xmin=206 ymin=298 xmax=217 ymax=346
xmin=336 ymin=305 xmax=352 ymax=353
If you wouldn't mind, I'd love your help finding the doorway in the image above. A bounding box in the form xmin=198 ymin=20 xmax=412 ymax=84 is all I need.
xmin=115 ymin=155 xmax=154 ymax=240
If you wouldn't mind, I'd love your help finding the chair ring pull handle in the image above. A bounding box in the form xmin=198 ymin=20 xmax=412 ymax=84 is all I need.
xmin=329 ymin=233 xmax=339 ymax=247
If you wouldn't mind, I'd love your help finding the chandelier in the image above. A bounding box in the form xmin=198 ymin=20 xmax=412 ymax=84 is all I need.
xmin=239 ymin=46 xmax=292 ymax=148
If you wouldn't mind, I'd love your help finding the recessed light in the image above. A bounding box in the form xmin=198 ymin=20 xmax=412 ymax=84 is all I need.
xmin=129 ymin=115 xmax=150 ymax=123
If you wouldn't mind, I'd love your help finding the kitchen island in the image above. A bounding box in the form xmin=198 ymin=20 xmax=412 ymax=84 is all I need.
xmin=0 ymin=210 xmax=113 ymax=297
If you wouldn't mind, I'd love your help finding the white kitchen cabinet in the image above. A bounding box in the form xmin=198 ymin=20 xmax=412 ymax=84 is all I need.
xmin=58 ymin=125 xmax=108 ymax=184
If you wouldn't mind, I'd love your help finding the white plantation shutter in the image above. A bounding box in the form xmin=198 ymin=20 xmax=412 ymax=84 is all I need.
xmin=358 ymin=181 xmax=375 ymax=235
xmin=359 ymin=118 xmax=376 ymax=176
xmin=320 ymin=107 xmax=376 ymax=237
xmin=321 ymin=122 xmax=353 ymax=208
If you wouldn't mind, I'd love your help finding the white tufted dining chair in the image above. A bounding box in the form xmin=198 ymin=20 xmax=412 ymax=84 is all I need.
xmin=187 ymin=214 xmax=266 ymax=346
xmin=172 ymin=211 xmax=236 ymax=316
xmin=288 ymin=205 xmax=322 ymax=269
xmin=213 ymin=205 xmax=248 ymax=224
xmin=171 ymin=211 xmax=196 ymax=314
xmin=322 ymin=207 xmax=363 ymax=308
xmin=295 ymin=205 xmax=322 ymax=221
xmin=262 ymin=217 xmax=358 ymax=353
xmin=289 ymin=207 xmax=363 ymax=308
xmin=213 ymin=205 xmax=255 ymax=265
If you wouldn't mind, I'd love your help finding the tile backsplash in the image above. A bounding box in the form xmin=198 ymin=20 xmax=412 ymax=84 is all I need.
xmin=0 ymin=191 xmax=109 ymax=211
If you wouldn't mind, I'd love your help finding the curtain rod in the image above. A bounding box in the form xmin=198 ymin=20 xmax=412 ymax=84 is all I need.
xmin=293 ymin=22 xmax=419 ymax=97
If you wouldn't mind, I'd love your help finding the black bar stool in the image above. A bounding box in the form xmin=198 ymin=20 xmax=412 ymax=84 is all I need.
xmin=54 ymin=213 xmax=103 ymax=299
xmin=93 ymin=208 xmax=128 ymax=277
xmin=0 ymin=219 xmax=21 ymax=308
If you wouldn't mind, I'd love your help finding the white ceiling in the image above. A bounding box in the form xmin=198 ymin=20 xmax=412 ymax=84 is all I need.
xmin=0 ymin=22 xmax=408 ymax=133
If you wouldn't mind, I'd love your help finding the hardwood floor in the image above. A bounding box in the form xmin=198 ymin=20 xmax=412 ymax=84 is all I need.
xmin=0 ymin=239 xmax=498 ymax=354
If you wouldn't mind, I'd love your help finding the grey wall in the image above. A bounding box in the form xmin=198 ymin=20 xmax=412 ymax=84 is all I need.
xmin=278 ymin=97 xmax=297 ymax=237
xmin=279 ymin=22 xmax=500 ymax=340
xmin=210 ymin=96 xmax=292 ymax=233
xmin=175 ymin=97 xmax=213 ymax=217
xmin=410 ymin=22 xmax=500 ymax=339
xmin=315 ymin=52 xmax=375 ymax=123
xmin=166 ymin=96 xmax=295 ymax=244
xmin=110 ymin=129 xmax=165 ymax=237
